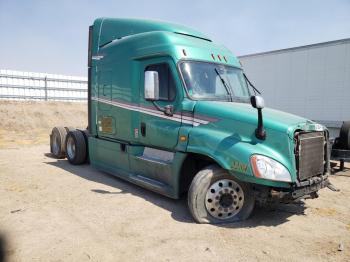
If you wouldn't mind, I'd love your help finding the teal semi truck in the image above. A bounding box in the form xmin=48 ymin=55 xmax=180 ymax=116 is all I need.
xmin=50 ymin=18 xmax=334 ymax=224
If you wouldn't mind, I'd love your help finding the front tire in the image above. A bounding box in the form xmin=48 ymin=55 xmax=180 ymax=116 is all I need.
xmin=188 ymin=165 xmax=255 ymax=224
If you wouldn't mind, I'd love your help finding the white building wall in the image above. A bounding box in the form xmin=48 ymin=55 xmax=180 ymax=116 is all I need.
xmin=239 ymin=38 xmax=350 ymax=137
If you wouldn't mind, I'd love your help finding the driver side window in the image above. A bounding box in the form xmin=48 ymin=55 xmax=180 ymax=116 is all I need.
xmin=145 ymin=63 xmax=176 ymax=101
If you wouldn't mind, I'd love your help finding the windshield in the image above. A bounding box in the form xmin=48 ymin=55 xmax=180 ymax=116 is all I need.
xmin=179 ymin=61 xmax=251 ymax=102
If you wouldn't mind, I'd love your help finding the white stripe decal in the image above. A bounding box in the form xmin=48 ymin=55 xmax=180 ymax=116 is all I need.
xmin=92 ymin=97 xmax=210 ymax=126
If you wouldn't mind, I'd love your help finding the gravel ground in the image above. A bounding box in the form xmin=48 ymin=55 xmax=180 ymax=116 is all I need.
xmin=0 ymin=145 xmax=349 ymax=262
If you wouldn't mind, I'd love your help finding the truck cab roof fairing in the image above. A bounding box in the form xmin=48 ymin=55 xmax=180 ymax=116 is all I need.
xmin=93 ymin=18 xmax=211 ymax=51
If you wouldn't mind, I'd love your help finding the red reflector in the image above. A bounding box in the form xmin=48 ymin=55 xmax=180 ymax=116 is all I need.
xmin=182 ymin=49 xmax=187 ymax=56
xmin=217 ymin=55 xmax=221 ymax=61
xmin=211 ymin=54 xmax=215 ymax=60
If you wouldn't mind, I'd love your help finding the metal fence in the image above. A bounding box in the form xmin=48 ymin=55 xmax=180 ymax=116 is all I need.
xmin=0 ymin=69 xmax=88 ymax=101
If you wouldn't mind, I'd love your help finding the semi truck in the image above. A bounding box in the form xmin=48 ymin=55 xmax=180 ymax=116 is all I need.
xmin=50 ymin=18 xmax=335 ymax=224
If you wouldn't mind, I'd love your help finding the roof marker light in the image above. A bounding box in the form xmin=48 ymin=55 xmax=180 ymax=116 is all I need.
xmin=217 ymin=55 xmax=222 ymax=61
xmin=211 ymin=54 xmax=215 ymax=60
xmin=223 ymin=56 xmax=227 ymax=62
xmin=182 ymin=49 xmax=187 ymax=56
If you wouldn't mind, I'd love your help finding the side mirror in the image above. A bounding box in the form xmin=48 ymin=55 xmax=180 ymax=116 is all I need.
xmin=144 ymin=71 xmax=159 ymax=100
xmin=251 ymin=95 xmax=266 ymax=140
xmin=250 ymin=95 xmax=265 ymax=109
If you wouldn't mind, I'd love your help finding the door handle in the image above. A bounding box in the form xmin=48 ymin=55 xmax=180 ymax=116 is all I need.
xmin=141 ymin=122 xmax=146 ymax=137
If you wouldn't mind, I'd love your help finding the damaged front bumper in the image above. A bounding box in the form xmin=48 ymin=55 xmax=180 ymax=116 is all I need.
xmin=289 ymin=174 xmax=330 ymax=200
xmin=255 ymin=174 xmax=335 ymax=204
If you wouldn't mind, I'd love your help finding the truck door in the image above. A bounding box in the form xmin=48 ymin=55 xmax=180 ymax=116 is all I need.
xmin=137 ymin=57 xmax=182 ymax=150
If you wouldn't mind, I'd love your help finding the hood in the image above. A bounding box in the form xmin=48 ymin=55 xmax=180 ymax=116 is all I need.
xmin=194 ymin=101 xmax=311 ymax=136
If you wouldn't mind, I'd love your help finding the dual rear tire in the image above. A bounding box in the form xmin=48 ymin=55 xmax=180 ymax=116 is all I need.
xmin=50 ymin=127 xmax=68 ymax=158
xmin=50 ymin=127 xmax=88 ymax=165
xmin=65 ymin=130 xmax=87 ymax=165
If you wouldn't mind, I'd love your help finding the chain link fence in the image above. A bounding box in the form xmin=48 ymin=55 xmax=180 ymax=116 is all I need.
xmin=0 ymin=69 xmax=87 ymax=101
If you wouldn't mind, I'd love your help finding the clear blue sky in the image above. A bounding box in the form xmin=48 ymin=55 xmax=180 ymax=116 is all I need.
xmin=1 ymin=0 xmax=349 ymax=76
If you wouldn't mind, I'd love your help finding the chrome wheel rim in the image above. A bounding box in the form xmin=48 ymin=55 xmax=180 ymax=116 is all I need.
xmin=66 ymin=136 xmax=76 ymax=160
xmin=205 ymin=179 xmax=244 ymax=220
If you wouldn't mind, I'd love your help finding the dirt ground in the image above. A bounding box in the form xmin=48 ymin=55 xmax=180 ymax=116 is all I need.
xmin=0 ymin=101 xmax=87 ymax=148
xmin=0 ymin=101 xmax=350 ymax=262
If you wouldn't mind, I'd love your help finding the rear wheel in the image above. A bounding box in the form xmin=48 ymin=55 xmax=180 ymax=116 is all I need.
xmin=50 ymin=126 xmax=67 ymax=158
xmin=188 ymin=165 xmax=255 ymax=224
xmin=66 ymin=130 xmax=87 ymax=165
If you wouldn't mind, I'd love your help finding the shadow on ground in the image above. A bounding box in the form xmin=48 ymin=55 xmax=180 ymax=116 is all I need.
xmin=45 ymin=156 xmax=306 ymax=227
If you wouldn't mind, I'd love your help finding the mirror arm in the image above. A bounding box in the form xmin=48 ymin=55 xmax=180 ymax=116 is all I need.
xmin=255 ymin=108 xmax=266 ymax=140
xmin=151 ymin=100 xmax=164 ymax=112
xmin=151 ymin=101 xmax=173 ymax=116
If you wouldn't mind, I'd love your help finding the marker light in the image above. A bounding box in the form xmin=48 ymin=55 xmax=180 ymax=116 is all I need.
xmin=182 ymin=49 xmax=187 ymax=56
xmin=217 ymin=55 xmax=222 ymax=61
xmin=250 ymin=155 xmax=291 ymax=182
xmin=223 ymin=56 xmax=227 ymax=62
xmin=211 ymin=54 xmax=215 ymax=60
xmin=180 ymin=135 xmax=187 ymax=142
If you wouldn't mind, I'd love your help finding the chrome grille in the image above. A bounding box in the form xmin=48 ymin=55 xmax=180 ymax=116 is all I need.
xmin=296 ymin=132 xmax=324 ymax=181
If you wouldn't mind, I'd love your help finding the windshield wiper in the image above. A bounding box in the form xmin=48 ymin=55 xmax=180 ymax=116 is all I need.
xmin=243 ymin=73 xmax=261 ymax=95
xmin=214 ymin=68 xmax=233 ymax=102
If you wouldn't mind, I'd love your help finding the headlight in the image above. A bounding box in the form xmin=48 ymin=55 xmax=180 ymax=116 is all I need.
xmin=250 ymin=155 xmax=291 ymax=182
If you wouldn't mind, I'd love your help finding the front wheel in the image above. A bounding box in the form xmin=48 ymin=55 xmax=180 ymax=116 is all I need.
xmin=188 ymin=165 xmax=255 ymax=224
